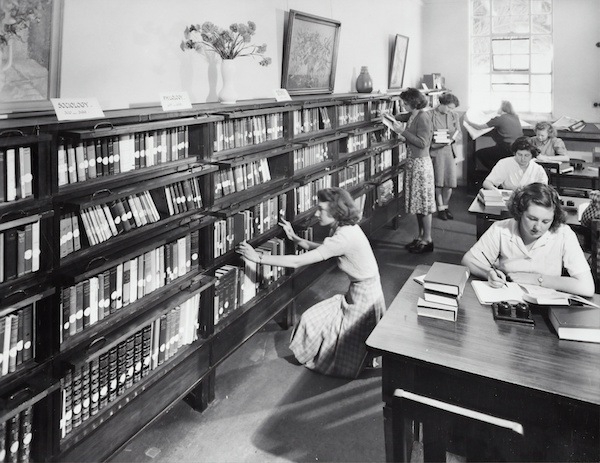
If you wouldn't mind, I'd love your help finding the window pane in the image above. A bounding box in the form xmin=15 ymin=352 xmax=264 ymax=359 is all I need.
xmin=531 ymin=74 xmax=551 ymax=92
xmin=472 ymin=54 xmax=491 ymax=73
xmin=472 ymin=16 xmax=491 ymax=35
xmin=492 ymin=15 xmax=511 ymax=33
xmin=473 ymin=0 xmax=491 ymax=15
xmin=531 ymin=93 xmax=551 ymax=112
xmin=531 ymin=35 xmax=552 ymax=53
xmin=511 ymin=38 xmax=529 ymax=53
xmin=531 ymin=0 xmax=551 ymax=14
xmin=511 ymin=0 xmax=529 ymax=15
xmin=472 ymin=37 xmax=490 ymax=54
xmin=531 ymin=53 xmax=551 ymax=72
xmin=511 ymin=15 xmax=530 ymax=33
xmin=492 ymin=74 xmax=528 ymax=84
xmin=472 ymin=74 xmax=491 ymax=93
xmin=532 ymin=14 xmax=552 ymax=33
xmin=493 ymin=55 xmax=511 ymax=70
xmin=512 ymin=54 xmax=530 ymax=70
xmin=492 ymin=0 xmax=511 ymax=16
xmin=492 ymin=38 xmax=511 ymax=54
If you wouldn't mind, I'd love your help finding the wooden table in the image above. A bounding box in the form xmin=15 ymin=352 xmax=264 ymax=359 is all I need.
xmin=467 ymin=194 xmax=589 ymax=238
xmin=366 ymin=265 xmax=600 ymax=462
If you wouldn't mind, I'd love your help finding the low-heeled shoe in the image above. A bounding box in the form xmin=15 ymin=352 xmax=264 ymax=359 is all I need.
xmin=446 ymin=210 xmax=454 ymax=220
xmin=405 ymin=239 xmax=420 ymax=250
xmin=409 ymin=241 xmax=434 ymax=253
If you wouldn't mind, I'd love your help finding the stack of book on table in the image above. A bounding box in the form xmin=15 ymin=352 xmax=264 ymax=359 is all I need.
xmin=417 ymin=262 xmax=470 ymax=321
xmin=477 ymin=189 xmax=511 ymax=214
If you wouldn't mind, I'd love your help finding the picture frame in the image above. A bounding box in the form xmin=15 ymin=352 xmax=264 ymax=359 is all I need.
xmin=389 ymin=34 xmax=409 ymax=90
xmin=281 ymin=10 xmax=341 ymax=95
xmin=0 ymin=0 xmax=63 ymax=114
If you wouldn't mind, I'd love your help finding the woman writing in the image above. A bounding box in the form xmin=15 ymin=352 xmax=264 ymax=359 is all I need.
xmin=429 ymin=93 xmax=461 ymax=220
xmin=528 ymin=121 xmax=569 ymax=161
xmin=236 ymin=187 xmax=386 ymax=379
xmin=462 ymin=183 xmax=594 ymax=297
xmin=391 ymin=88 xmax=436 ymax=253
xmin=482 ymin=137 xmax=548 ymax=191
xmin=465 ymin=100 xmax=523 ymax=171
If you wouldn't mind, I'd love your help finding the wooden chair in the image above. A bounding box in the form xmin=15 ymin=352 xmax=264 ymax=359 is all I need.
xmin=392 ymin=389 xmax=526 ymax=462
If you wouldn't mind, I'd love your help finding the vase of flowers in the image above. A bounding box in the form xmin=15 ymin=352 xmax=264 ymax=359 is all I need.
xmin=181 ymin=21 xmax=272 ymax=104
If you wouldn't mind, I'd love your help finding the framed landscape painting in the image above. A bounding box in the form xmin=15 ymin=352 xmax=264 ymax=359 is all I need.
xmin=281 ymin=10 xmax=341 ymax=95
xmin=0 ymin=0 xmax=63 ymax=114
xmin=389 ymin=34 xmax=409 ymax=90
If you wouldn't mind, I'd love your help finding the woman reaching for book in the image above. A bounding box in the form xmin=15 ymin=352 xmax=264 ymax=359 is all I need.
xmin=462 ymin=183 xmax=594 ymax=297
xmin=236 ymin=187 xmax=386 ymax=379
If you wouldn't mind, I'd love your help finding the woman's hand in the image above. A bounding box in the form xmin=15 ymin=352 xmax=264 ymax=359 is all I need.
xmin=236 ymin=241 xmax=260 ymax=263
xmin=392 ymin=121 xmax=405 ymax=136
xmin=487 ymin=268 xmax=508 ymax=288
xmin=279 ymin=217 xmax=298 ymax=242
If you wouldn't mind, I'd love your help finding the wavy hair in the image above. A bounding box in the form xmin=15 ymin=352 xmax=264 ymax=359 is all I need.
xmin=400 ymin=87 xmax=428 ymax=110
xmin=534 ymin=121 xmax=557 ymax=138
xmin=511 ymin=136 xmax=540 ymax=158
xmin=507 ymin=183 xmax=566 ymax=232
xmin=438 ymin=93 xmax=460 ymax=108
xmin=317 ymin=187 xmax=361 ymax=226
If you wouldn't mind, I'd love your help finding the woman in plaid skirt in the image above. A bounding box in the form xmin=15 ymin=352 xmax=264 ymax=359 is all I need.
xmin=237 ymin=187 xmax=386 ymax=378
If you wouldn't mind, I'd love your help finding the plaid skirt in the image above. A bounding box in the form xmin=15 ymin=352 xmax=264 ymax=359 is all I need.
xmin=289 ymin=276 xmax=386 ymax=378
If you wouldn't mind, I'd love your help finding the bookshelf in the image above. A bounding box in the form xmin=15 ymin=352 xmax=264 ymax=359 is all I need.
xmin=0 ymin=93 xmax=406 ymax=462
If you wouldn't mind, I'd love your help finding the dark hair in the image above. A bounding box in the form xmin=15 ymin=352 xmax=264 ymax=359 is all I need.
xmin=534 ymin=121 xmax=557 ymax=137
xmin=400 ymin=87 xmax=428 ymax=110
xmin=511 ymin=136 xmax=540 ymax=158
xmin=508 ymin=183 xmax=566 ymax=232
xmin=317 ymin=187 xmax=361 ymax=226
xmin=438 ymin=93 xmax=460 ymax=107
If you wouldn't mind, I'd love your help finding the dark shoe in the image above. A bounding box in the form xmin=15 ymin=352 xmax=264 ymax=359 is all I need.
xmin=405 ymin=239 xmax=420 ymax=250
xmin=409 ymin=241 xmax=434 ymax=253
xmin=446 ymin=209 xmax=454 ymax=220
xmin=437 ymin=210 xmax=448 ymax=220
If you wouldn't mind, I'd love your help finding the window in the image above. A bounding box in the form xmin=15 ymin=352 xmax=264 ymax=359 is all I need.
xmin=469 ymin=0 xmax=553 ymax=117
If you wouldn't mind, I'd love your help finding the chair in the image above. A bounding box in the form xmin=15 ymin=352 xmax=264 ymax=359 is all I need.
xmin=392 ymin=389 xmax=526 ymax=462
xmin=591 ymin=219 xmax=600 ymax=292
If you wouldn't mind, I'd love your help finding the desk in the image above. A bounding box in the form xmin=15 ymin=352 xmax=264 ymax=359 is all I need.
xmin=467 ymin=194 xmax=589 ymax=238
xmin=366 ymin=265 xmax=600 ymax=462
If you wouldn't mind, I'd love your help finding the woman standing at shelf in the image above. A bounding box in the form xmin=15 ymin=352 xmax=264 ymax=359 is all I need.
xmin=482 ymin=137 xmax=548 ymax=191
xmin=236 ymin=187 xmax=386 ymax=379
xmin=465 ymin=100 xmax=523 ymax=171
xmin=462 ymin=183 xmax=594 ymax=297
xmin=528 ymin=121 xmax=569 ymax=160
xmin=390 ymin=87 xmax=436 ymax=253
xmin=429 ymin=93 xmax=461 ymax=220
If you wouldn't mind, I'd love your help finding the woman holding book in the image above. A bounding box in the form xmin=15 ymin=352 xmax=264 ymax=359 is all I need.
xmin=462 ymin=183 xmax=594 ymax=297
xmin=528 ymin=121 xmax=569 ymax=160
xmin=236 ymin=187 xmax=386 ymax=379
xmin=481 ymin=137 xmax=548 ymax=191
xmin=429 ymin=93 xmax=461 ymax=220
xmin=390 ymin=87 xmax=436 ymax=253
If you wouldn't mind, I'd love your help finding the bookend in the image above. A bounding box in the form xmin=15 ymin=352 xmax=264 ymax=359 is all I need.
xmin=492 ymin=301 xmax=534 ymax=326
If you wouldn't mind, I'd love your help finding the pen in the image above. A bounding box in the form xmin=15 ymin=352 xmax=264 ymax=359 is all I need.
xmin=482 ymin=253 xmax=509 ymax=288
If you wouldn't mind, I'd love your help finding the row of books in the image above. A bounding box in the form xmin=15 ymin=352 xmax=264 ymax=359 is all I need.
xmin=376 ymin=179 xmax=395 ymax=206
xmin=294 ymin=227 xmax=314 ymax=255
xmin=59 ymin=231 xmax=199 ymax=343
xmin=214 ymin=158 xmax=271 ymax=199
xmin=417 ymin=262 xmax=470 ymax=322
xmin=0 ymin=221 xmax=40 ymax=283
xmin=371 ymin=149 xmax=393 ymax=175
xmin=59 ymin=212 xmax=82 ymax=258
xmin=213 ymin=114 xmax=284 ymax=152
xmin=346 ymin=133 xmax=369 ymax=153
xmin=157 ymin=177 xmax=203 ymax=216
xmin=58 ymin=127 xmax=190 ymax=186
xmin=0 ymin=304 xmax=34 ymax=377
xmin=294 ymin=175 xmax=333 ymax=214
xmin=293 ymin=143 xmax=331 ymax=171
xmin=375 ymin=100 xmax=402 ymax=118
xmin=214 ymin=239 xmax=285 ymax=324
xmin=0 ymin=146 xmax=33 ymax=203
xmin=339 ymin=161 xmax=367 ymax=190
xmin=292 ymin=108 xmax=332 ymax=135
xmin=214 ymin=193 xmax=287 ymax=258
xmin=0 ymin=406 xmax=33 ymax=463
xmin=338 ymin=104 xmax=366 ymax=126
xmin=80 ymin=192 xmax=160 ymax=246
xmin=60 ymin=293 xmax=200 ymax=439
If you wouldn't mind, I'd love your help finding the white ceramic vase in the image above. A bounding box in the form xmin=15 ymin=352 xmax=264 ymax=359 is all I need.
xmin=218 ymin=59 xmax=237 ymax=104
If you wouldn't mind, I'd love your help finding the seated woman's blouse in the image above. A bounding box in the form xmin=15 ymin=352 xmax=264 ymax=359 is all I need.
xmin=485 ymin=157 xmax=548 ymax=190
xmin=316 ymin=225 xmax=379 ymax=281
xmin=528 ymin=136 xmax=568 ymax=157
xmin=468 ymin=219 xmax=589 ymax=277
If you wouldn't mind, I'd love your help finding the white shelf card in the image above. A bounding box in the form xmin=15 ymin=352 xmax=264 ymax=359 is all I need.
xmin=51 ymin=98 xmax=105 ymax=121
xmin=273 ymin=89 xmax=292 ymax=102
xmin=160 ymin=92 xmax=192 ymax=111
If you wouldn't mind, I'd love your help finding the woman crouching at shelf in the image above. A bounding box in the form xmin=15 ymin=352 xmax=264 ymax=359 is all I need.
xmin=461 ymin=183 xmax=594 ymax=297
xmin=236 ymin=187 xmax=386 ymax=379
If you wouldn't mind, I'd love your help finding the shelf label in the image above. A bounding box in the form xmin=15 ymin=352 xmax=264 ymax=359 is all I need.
xmin=160 ymin=92 xmax=192 ymax=111
xmin=273 ymin=88 xmax=292 ymax=102
xmin=51 ymin=98 xmax=105 ymax=121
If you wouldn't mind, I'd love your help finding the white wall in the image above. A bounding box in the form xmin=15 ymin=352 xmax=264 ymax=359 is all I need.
xmin=60 ymin=0 xmax=425 ymax=110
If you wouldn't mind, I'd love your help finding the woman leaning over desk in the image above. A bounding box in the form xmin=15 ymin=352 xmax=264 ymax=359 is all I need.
xmin=482 ymin=137 xmax=548 ymax=191
xmin=528 ymin=121 xmax=569 ymax=159
xmin=462 ymin=183 xmax=594 ymax=297
xmin=390 ymin=87 xmax=436 ymax=253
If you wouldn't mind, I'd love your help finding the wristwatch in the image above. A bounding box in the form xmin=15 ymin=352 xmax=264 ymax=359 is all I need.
xmin=537 ymin=275 xmax=544 ymax=286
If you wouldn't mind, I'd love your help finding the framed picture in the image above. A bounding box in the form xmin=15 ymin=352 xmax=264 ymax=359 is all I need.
xmin=389 ymin=34 xmax=409 ymax=90
xmin=0 ymin=0 xmax=63 ymax=114
xmin=281 ymin=10 xmax=341 ymax=95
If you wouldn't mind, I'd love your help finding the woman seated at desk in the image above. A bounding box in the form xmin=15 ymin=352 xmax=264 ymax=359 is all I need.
xmin=528 ymin=121 xmax=569 ymax=161
xmin=462 ymin=183 xmax=595 ymax=297
xmin=482 ymin=137 xmax=548 ymax=191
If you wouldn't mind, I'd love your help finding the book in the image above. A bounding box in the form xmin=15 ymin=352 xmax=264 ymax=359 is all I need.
xmin=423 ymin=262 xmax=470 ymax=296
xmin=549 ymin=306 xmax=600 ymax=343
xmin=471 ymin=280 xmax=525 ymax=305
xmin=417 ymin=297 xmax=458 ymax=322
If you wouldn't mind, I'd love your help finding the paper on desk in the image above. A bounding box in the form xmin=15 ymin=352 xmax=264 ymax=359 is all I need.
xmin=552 ymin=116 xmax=580 ymax=130
xmin=471 ymin=281 xmax=524 ymax=304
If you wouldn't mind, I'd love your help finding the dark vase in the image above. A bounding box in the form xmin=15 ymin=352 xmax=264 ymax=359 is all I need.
xmin=356 ymin=66 xmax=373 ymax=93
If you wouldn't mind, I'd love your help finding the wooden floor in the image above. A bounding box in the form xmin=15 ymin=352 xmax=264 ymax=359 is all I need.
xmin=109 ymin=187 xmax=478 ymax=463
